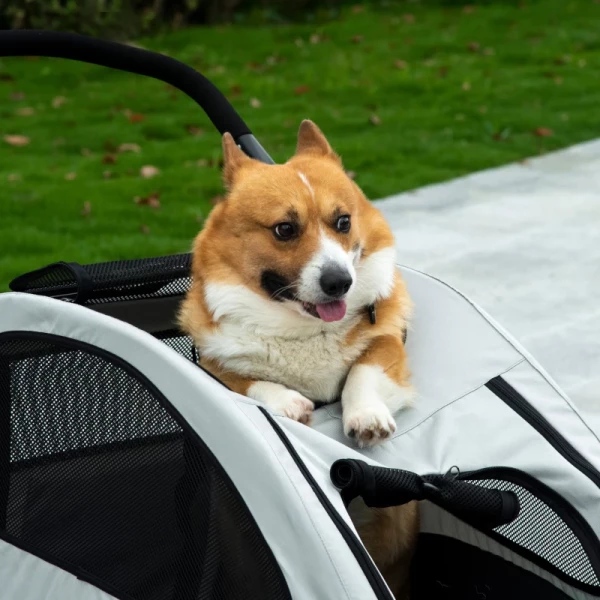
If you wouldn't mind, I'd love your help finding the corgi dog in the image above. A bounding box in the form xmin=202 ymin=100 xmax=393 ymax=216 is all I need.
xmin=179 ymin=120 xmax=418 ymax=598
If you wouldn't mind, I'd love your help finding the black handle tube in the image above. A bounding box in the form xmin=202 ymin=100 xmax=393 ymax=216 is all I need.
xmin=0 ymin=30 xmax=273 ymax=162
xmin=331 ymin=459 xmax=520 ymax=531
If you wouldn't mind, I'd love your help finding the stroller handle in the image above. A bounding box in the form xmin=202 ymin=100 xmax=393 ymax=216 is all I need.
xmin=0 ymin=29 xmax=273 ymax=163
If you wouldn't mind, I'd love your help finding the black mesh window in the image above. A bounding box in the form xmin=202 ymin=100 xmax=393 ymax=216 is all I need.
xmin=470 ymin=472 xmax=600 ymax=590
xmin=0 ymin=333 xmax=290 ymax=600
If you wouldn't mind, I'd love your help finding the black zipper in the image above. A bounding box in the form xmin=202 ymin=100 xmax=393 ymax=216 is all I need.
xmin=486 ymin=376 xmax=600 ymax=489
xmin=259 ymin=407 xmax=394 ymax=600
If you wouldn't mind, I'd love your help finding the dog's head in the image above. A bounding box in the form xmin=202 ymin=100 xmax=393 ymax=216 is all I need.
xmin=192 ymin=120 xmax=396 ymax=329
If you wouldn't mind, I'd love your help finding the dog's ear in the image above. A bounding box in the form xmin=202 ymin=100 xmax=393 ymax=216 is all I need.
xmin=295 ymin=120 xmax=341 ymax=163
xmin=222 ymin=132 xmax=253 ymax=190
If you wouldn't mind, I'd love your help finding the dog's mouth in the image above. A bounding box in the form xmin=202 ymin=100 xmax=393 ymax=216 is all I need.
xmin=301 ymin=300 xmax=347 ymax=322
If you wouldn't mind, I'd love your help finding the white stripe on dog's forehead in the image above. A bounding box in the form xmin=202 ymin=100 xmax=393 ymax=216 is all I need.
xmin=318 ymin=229 xmax=349 ymax=263
xmin=297 ymin=171 xmax=315 ymax=200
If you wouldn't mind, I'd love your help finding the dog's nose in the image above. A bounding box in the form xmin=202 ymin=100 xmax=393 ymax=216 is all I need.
xmin=320 ymin=266 xmax=353 ymax=298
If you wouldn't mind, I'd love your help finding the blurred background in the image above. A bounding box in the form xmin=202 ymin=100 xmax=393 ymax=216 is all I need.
xmin=1 ymin=0 xmax=599 ymax=289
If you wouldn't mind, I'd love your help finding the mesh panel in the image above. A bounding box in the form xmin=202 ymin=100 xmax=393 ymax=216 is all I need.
xmin=9 ymin=254 xmax=192 ymax=305
xmin=153 ymin=330 xmax=197 ymax=364
xmin=472 ymin=477 xmax=600 ymax=587
xmin=0 ymin=334 xmax=290 ymax=600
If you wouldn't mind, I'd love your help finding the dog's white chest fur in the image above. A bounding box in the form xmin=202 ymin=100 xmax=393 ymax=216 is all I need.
xmin=201 ymin=315 xmax=365 ymax=401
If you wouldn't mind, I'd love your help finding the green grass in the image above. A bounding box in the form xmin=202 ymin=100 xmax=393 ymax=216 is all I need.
xmin=2 ymin=0 xmax=600 ymax=289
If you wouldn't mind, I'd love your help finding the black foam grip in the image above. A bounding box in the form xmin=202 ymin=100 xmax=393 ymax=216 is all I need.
xmin=331 ymin=459 xmax=520 ymax=530
xmin=0 ymin=30 xmax=251 ymax=139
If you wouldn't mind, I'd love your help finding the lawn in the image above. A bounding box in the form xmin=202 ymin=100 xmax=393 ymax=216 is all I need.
xmin=1 ymin=0 xmax=600 ymax=289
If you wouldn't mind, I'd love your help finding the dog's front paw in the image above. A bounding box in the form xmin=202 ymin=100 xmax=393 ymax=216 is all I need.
xmin=343 ymin=402 xmax=397 ymax=448
xmin=248 ymin=381 xmax=314 ymax=425
xmin=272 ymin=391 xmax=315 ymax=425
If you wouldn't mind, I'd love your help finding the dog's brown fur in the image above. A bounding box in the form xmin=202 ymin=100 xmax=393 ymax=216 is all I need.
xmin=179 ymin=120 xmax=418 ymax=596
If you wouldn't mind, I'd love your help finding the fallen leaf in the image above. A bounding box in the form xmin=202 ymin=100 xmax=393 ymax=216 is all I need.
xmin=210 ymin=195 xmax=225 ymax=206
xmin=10 ymin=91 xmax=25 ymax=101
xmin=81 ymin=148 xmax=92 ymax=157
xmin=103 ymin=170 xmax=112 ymax=179
xmin=65 ymin=172 xmax=77 ymax=181
xmin=462 ymin=81 xmax=472 ymax=91
xmin=295 ymin=38 xmax=304 ymax=47
xmin=394 ymin=59 xmax=408 ymax=70
xmin=250 ymin=97 xmax=261 ymax=108
xmin=81 ymin=201 xmax=92 ymax=217
xmin=345 ymin=170 xmax=357 ymax=180
xmin=7 ymin=173 xmax=21 ymax=182
xmin=403 ymin=13 xmax=415 ymax=23
xmin=140 ymin=165 xmax=160 ymax=178
xmin=463 ymin=4 xmax=476 ymax=13
xmin=294 ymin=85 xmax=310 ymax=95
xmin=16 ymin=107 xmax=35 ymax=116
xmin=351 ymin=4 xmax=365 ymax=14
xmin=229 ymin=84 xmax=243 ymax=97
xmin=197 ymin=159 xmax=209 ymax=167
xmin=438 ymin=66 xmax=449 ymax=78
xmin=185 ymin=124 xmax=205 ymax=136
xmin=519 ymin=159 xmax=530 ymax=165
xmin=467 ymin=41 xmax=480 ymax=53
xmin=102 ymin=154 xmax=117 ymax=164
xmin=483 ymin=47 xmax=495 ymax=56
xmin=309 ymin=33 xmax=322 ymax=44
xmin=117 ymin=143 xmax=141 ymax=153
xmin=128 ymin=112 xmax=145 ymax=123
xmin=554 ymin=76 xmax=563 ymax=85
xmin=533 ymin=127 xmax=553 ymax=137
xmin=52 ymin=96 xmax=67 ymax=108
xmin=140 ymin=224 xmax=151 ymax=235
xmin=554 ymin=55 xmax=572 ymax=66
xmin=4 ymin=134 xmax=29 ymax=147
xmin=351 ymin=35 xmax=364 ymax=44
xmin=211 ymin=65 xmax=226 ymax=74
xmin=134 ymin=192 xmax=161 ymax=208
xmin=0 ymin=73 xmax=14 ymax=82
xmin=369 ymin=114 xmax=381 ymax=126
xmin=246 ymin=61 xmax=262 ymax=71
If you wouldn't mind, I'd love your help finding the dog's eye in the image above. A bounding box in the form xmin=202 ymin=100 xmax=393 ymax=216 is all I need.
xmin=273 ymin=222 xmax=296 ymax=240
xmin=335 ymin=215 xmax=351 ymax=233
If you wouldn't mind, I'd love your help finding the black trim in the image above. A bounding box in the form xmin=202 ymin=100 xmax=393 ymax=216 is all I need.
xmin=0 ymin=331 xmax=291 ymax=600
xmin=487 ymin=377 xmax=600 ymax=489
xmin=259 ymin=407 xmax=394 ymax=600
xmin=460 ymin=466 xmax=600 ymax=595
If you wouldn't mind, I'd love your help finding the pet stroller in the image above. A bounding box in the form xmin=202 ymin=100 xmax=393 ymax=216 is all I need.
xmin=0 ymin=30 xmax=599 ymax=600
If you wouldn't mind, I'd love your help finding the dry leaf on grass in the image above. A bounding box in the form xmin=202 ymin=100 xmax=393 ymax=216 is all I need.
xmin=117 ymin=143 xmax=141 ymax=153
xmin=309 ymin=33 xmax=322 ymax=44
xmin=7 ymin=173 xmax=21 ymax=182
xmin=394 ymin=59 xmax=407 ymax=70
xmin=369 ymin=114 xmax=381 ymax=126
xmin=4 ymin=134 xmax=30 ymax=147
xmin=134 ymin=192 xmax=161 ymax=209
xmin=52 ymin=96 xmax=67 ymax=108
xmin=81 ymin=201 xmax=92 ymax=217
xmin=65 ymin=172 xmax=77 ymax=181
xmin=351 ymin=35 xmax=364 ymax=44
xmin=229 ymin=84 xmax=243 ymax=97
xmin=185 ymin=124 xmax=205 ymax=136
xmin=140 ymin=165 xmax=160 ymax=178
xmin=467 ymin=41 xmax=480 ymax=53
xmin=250 ymin=97 xmax=261 ymax=108
xmin=462 ymin=81 xmax=472 ymax=91
xmin=10 ymin=92 xmax=25 ymax=101
xmin=0 ymin=73 xmax=14 ymax=82
xmin=103 ymin=170 xmax=113 ymax=179
xmin=128 ymin=112 xmax=145 ymax=123
xmin=81 ymin=148 xmax=92 ymax=157
xmin=16 ymin=107 xmax=35 ymax=116
xmin=197 ymin=159 xmax=209 ymax=167
xmin=102 ymin=154 xmax=117 ymax=164
xmin=294 ymin=85 xmax=310 ymax=95
xmin=533 ymin=127 xmax=553 ymax=137
xmin=140 ymin=224 xmax=151 ymax=235
xmin=403 ymin=13 xmax=415 ymax=23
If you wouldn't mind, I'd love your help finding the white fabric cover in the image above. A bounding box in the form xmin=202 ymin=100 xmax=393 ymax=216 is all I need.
xmin=0 ymin=539 xmax=117 ymax=600
xmin=0 ymin=264 xmax=598 ymax=598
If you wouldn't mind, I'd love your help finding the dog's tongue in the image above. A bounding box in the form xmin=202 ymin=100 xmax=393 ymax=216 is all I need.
xmin=315 ymin=300 xmax=347 ymax=322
